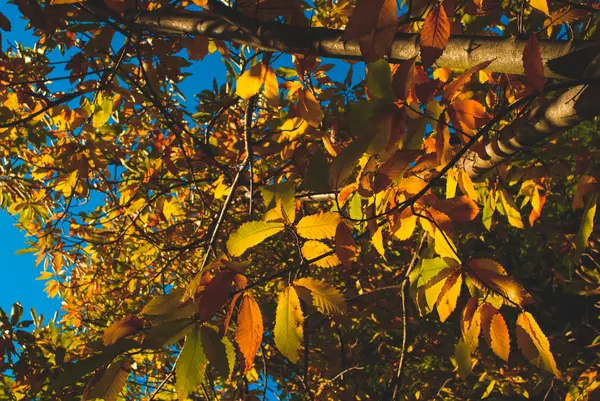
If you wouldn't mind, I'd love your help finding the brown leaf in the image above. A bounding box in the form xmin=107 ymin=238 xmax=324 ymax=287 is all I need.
xmin=420 ymin=5 xmax=451 ymax=68
xmin=466 ymin=259 xmax=533 ymax=306
xmin=435 ymin=115 xmax=453 ymax=166
xmin=392 ymin=57 xmax=416 ymax=100
xmin=335 ymin=223 xmax=357 ymax=267
xmin=0 ymin=12 xmax=11 ymax=31
xmin=235 ymin=295 xmax=264 ymax=373
xmin=102 ymin=315 xmax=143 ymax=346
xmin=379 ymin=150 xmax=423 ymax=181
xmin=523 ymin=35 xmax=545 ymax=93
xmin=344 ymin=0 xmax=399 ymax=62
xmin=185 ymin=36 xmax=209 ymax=61
xmin=197 ymin=271 xmax=236 ymax=321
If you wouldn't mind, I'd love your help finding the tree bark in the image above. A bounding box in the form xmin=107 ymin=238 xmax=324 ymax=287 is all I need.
xmin=132 ymin=10 xmax=600 ymax=79
xmin=457 ymin=84 xmax=600 ymax=178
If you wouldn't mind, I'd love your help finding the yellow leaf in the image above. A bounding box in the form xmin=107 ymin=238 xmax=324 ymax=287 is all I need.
xmin=298 ymin=88 xmax=324 ymax=127
xmin=235 ymin=295 xmax=263 ymax=373
xmin=499 ymin=189 xmax=524 ymax=228
xmin=394 ymin=213 xmax=417 ymax=241
xmin=434 ymin=229 xmax=460 ymax=262
xmin=457 ymin=169 xmax=478 ymax=201
xmin=141 ymin=288 xmax=186 ymax=316
xmin=293 ymin=277 xmax=346 ymax=316
xmin=530 ymin=0 xmax=550 ymax=16
xmin=489 ymin=313 xmax=510 ymax=362
xmin=461 ymin=298 xmax=481 ymax=351
xmin=436 ymin=272 xmax=463 ymax=322
xmin=92 ymin=92 xmax=113 ymax=128
xmin=236 ymin=63 xmax=266 ymax=99
xmin=280 ymin=117 xmax=311 ymax=141
xmin=226 ymin=221 xmax=285 ymax=257
xmin=274 ymin=287 xmax=304 ymax=363
xmin=575 ymin=191 xmax=598 ymax=258
xmin=301 ymin=240 xmax=341 ymax=267
xmin=371 ymin=226 xmax=386 ymax=258
xmin=296 ymin=212 xmax=341 ymax=239
xmin=264 ymin=68 xmax=280 ymax=106
xmin=516 ymin=312 xmax=560 ymax=377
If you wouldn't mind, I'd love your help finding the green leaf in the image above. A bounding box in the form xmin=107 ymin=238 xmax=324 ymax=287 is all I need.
xmin=141 ymin=319 xmax=193 ymax=349
xmin=366 ymin=59 xmax=395 ymax=100
xmin=86 ymin=359 xmax=130 ymax=401
xmin=175 ymin=325 xmax=208 ymax=401
xmin=575 ymin=191 xmax=598 ymax=258
xmin=455 ymin=339 xmax=473 ymax=379
xmin=141 ymin=288 xmax=185 ymax=316
xmin=274 ymin=286 xmax=304 ymax=363
xmin=226 ymin=221 xmax=285 ymax=257
xmin=200 ymin=326 xmax=235 ymax=380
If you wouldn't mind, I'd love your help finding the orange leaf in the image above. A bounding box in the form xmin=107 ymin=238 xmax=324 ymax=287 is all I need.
xmin=221 ymin=292 xmax=242 ymax=336
xmin=433 ymin=196 xmax=480 ymax=222
xmin=420 ymin=5 xmax=451 ymax=68
xmin=442 ymin=60 xmax=494 ymax=103
xmin=235 ymin=295 xmax=264 ymax=373
xmin=488 ymin=312 xmax=510 ymax=361
xmin=103 ymin=315 xmax=143 ymax=346
xmin=436 ymin=271 xmax=463 ymax=322
xmin=448 ymin=99 xmax=487 ymax=132
xmin=523 ymin=35 xmax=545 ymax=93
xmin=466 ymin=259 xmax=533 ymax=306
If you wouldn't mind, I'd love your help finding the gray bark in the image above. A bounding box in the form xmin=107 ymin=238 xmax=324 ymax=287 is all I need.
xmin=457 ymin=84 xmax=600 ymax=178
xmin=132 ymin=10 xmax=600 ymax=79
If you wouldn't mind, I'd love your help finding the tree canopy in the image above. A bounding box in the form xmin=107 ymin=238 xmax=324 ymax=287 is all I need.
xmin=1 ymin=0 xmax=600 ymax=400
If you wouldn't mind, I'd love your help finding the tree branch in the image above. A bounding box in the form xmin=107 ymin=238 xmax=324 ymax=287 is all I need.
xmin=132 ymin=8 xmax=600 ymax=79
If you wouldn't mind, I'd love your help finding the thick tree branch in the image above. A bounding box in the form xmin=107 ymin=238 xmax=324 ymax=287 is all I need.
xmin=458 ymin=84 xmax=600 ymax=178
xmin=132 ymin=9 xmax=600 ymax=79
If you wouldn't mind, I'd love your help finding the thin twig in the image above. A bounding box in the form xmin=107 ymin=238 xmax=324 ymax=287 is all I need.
xmin=388 ymin=233 xmax=427 ymax=400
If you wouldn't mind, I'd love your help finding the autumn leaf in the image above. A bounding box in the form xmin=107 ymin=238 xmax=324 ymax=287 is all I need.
xmin=455 ymin=339 xmax=473 ymax=378
xmin=196 ymin=271 xmax=235 ymax=321
xmin=420 ymin=5 xmax=451 ymax=68
xmin=436 ymin=271 xmax=463 ymax=322
xmin=335 ymin=223 xmax=357 ymax=266
xmin=466 ymin=259 xmax=533 ymax=306
xmin=498 ymin=189 xmax=524 ymax=229
xmin=227 ymin=221 xmax=285 ymax=257
xmin=530 ymin=0 xmax=550 ymax=16
xmin=575 ymin=191 xmax=598 ymax=258
xmin=294 ymin=277 xmax=346 ymax=316
xmin=516 ymin=312 xmax=559 ymax=377
xmin=86 ymin=359 xmax=130 ymax=401
xmin=392 ymin=57 xmax=416 ymax=100
xmin=235 ymin=295 xmax=263 ymax=373
xmin=366 ymin=59 xmax=395 ymax=99
xmin=434 ymin=196 xmax=480 ymax=222
xmin=175 ymin=325 xmax=208 ymax=401
xmin=344 ymin=0 xmax=399 ymax=62
xmin=488 ymin=312 xmax=510 ymax=362
xmin=236 ymin=63 xmax=267 ymax=99
xmin=201 ymin=326 xmax=236 ymax=380
xmin=461 ymin=298 xmax=481 ymax=350
xmin=102 ymin=315 xmax=143 ymax=346
xmin=274 ymin=286 xmax=304 ymax=363
xmin=298 ymin=88 xmax=324 ymax=127
xmin=434 ymin=228 xmax=460 ymax=262
xmin=301 ymin=240 xmax=341 ymax=267
xmin=442 ymin=60 xmax=494 ymax=103
xmin=296 ymin=212 xmax=341 ymax=239
xmin=264 ymin=68 xmax=280 ymax=106
xmin=523 ymin=35 xmax=545 ymax=93
xmin=141 ymin=288 xmax=186 ymax=316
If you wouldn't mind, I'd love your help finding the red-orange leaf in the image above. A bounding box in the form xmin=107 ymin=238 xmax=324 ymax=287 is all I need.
xmin=523 ymin=35 xmax=545 ymax=93
xmin=420 ymin=5 xmax=451 ymax=68
xmin=235 ymin=294 xmax=264 ymax=373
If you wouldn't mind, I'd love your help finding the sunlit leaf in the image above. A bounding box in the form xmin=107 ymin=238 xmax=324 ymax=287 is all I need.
xmin=86 ymin=359 xmax=130 ymax=401
xmin=296 ymin=212 xmax=341 ymax=239
xmin=516 ymin=312 xmax=559 ymax=377
xmin=175 ymin=325 xmax=208 ymax=401
xmin=235 ymin=294 xmax=264 ymax=373
xmin=293 ymin=277 xmax=346 ymax=316
xmin=301 ymin=240 xmax=341 ymax=267
xmin=227 ymin=221 xmax=285 ymax=257
xmin=274 ymin=286 xmax=304 ymax=363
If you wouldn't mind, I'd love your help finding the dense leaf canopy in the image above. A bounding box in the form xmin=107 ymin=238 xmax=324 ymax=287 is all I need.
xmin=1 ymin=0 xmax=600 ymax=400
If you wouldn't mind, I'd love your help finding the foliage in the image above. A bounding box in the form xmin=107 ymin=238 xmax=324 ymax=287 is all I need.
xmin=1 ymin=0 xmax=600 ymax=400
